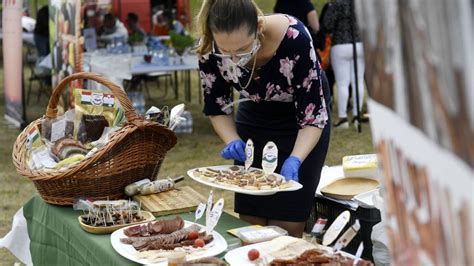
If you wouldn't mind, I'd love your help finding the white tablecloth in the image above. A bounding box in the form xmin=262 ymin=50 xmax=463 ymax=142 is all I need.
xmin=0 ymin=208 xmax=32 ymax=265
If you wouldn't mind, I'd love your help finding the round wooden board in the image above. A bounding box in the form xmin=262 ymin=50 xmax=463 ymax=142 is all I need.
xmin=78 ymin=211 xmax=155 ymax=234
xmin=320 ymin=178 xmax=380 ymax=200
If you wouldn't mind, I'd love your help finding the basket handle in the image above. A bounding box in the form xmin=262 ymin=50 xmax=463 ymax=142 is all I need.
xmin=45 ymin=72 xmax=140 ymax=123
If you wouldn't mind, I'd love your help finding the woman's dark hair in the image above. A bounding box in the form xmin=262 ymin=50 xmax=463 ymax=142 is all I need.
xmin=127 ymin=12 xmax=139 ymax=23
xmin=195 ymin=0 xmax=263 ymax=55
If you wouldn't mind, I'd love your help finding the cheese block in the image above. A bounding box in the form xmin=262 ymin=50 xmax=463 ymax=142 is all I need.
xmin=342 ymin=154 xmax=379 ymax=178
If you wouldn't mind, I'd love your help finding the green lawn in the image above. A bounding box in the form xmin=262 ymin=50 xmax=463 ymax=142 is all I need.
xmin=0 ymin=1 xmax=375 ymax=264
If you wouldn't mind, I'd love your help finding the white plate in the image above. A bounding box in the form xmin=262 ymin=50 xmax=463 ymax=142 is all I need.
xmin=187 ymin=165 xmax=303 ymax=196
xmin=111 ymin=221 xmax=228 ymax=265
xmin=224 ymin=240 xmax=355 ymax=265
xmin=353 ymin=189 xmax=379 ymax=208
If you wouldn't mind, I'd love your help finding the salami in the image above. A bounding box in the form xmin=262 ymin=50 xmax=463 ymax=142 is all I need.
xmin=124 ymin=216 xmax=185 ymax=237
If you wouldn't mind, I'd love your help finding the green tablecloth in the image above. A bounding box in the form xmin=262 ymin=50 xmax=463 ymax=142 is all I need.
xmin=23 ymin=195 xmax=250 ymax=265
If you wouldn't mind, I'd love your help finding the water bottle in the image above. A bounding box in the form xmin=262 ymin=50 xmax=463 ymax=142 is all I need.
xmin=161 ymin=47 xmax=169 ymax=66
xmin=128 ymin=91 xmax=146 ymax=115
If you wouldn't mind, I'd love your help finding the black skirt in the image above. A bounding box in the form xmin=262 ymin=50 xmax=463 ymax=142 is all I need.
xmin=234 ymin=97 xmax=331 ymax=222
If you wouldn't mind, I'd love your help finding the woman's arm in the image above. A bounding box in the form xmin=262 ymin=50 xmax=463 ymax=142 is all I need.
xmin=290 ymin=126 xmax=323 ymax=161
xmin=307 ymin=10 xmax=320 ymax=33
xmin=209 ymin=114 xmax=241 ymax=144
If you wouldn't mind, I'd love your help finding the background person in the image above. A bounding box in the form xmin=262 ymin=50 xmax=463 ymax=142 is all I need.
xmin=97 ymin=13 xmax=128 ymax=44
xmin=322 ymin=0 xmax=365 ymax=128
xmin=33 ymin=5 xmax=50 ymax=57
xmin=273 ymin=0 xmax=320 ymax=34
xmin=127 ymin=12 xmax=147 ymax=40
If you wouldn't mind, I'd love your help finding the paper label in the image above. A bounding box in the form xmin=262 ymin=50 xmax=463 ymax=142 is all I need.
xmin=195 ymin=202 xmax=206 ymax=222
xmin=207 ymin=198 xmax=224 ymax=233
xmin=140 ymin=179 xmax=173 ymax=194
xmin=240 ymin=228 xmax=280 ymax=242
xmin=343 ymin=154 xmax=378 ymax=170
xmin=31 ymin=148 xmax=57 ymax=169
xmin=80 ymin=90 xmax=115 ymax=107
xmin=51 ymin=119 xmax=67 ymax=142
xmin=333 ymin=220 xmax=359 ymax=251
xmin=311 ymin=218 xmax=328 ymax=234
xmin=262 ymin=141 xmax=278 ymax=175
xmin=322 ymin=210 xmax=351 ymax=246
xmin=205 ymin=191 xmax=213 ymax=230
xmin=245 ymin=139 xmax=254 ymax=171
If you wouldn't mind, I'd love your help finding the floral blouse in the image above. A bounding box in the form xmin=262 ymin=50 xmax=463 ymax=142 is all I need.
xmin=199 ymin=15 xmax=328 ymax=129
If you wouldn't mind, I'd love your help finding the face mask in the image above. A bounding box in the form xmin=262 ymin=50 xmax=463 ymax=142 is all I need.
xmin=234 ymin=40 xmax=260 ymax=67
xmin=213 ymin=38 xmax=261 ymax=68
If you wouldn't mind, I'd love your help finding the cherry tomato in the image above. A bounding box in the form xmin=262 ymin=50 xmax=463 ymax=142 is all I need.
xmin=194 ymin=238 xmax=205 ymax=248
xmin=248 ymin=249 xmax=260 ymax=261
xmin=187 ymin=230 xmax=199 ymax=240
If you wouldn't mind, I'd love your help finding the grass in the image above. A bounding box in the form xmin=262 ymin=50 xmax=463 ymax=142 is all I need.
xmin=0 ymin=1 xmax=374 ymax=264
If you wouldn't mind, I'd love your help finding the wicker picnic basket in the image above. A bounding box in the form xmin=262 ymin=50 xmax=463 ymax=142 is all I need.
xmin=12 ymin=72 xmax=177 ymax=205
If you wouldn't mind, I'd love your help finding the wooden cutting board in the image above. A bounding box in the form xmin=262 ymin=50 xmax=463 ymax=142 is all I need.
xmin=320 ymin=177 xmax=379 ymax=200
xmin=133 ymin=186 xmax=206 ymax=216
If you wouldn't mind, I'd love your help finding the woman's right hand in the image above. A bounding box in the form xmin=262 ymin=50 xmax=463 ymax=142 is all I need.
xmin=220 ymin=139 xmax=246 ymax=162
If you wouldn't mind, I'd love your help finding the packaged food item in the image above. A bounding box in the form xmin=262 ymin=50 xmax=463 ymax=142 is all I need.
xmin=112 ymin=108 xmax=125 ymax=127
xmin=77 ymin=114 xmax=109 ymax=143
xmin=28 ymin=146 xmax=57 ymax=170
xmin=41 ymin=109 xmax=75 ymax=142
xmin=342 ymin=154 xmax=379 ymax=178
xmin=51 ymin=137 xmax=88 ymax=160
xmin=54 ymin=154 xmax=86 ymax=170
xmin=310 ymin=218 xmax=328 ymax=243
xmin=235 ymin=225 xmax=288 ymax=245
xmin=74 ymin=88 xmax=118 ymax=143
xmin=145 ymin=106 xmax=164 ymax=124
xmin=322 ymin=210 xmax=351 ymax=246
xmin=75 ymin=199 xmax=144 ymax=227
xmin=124 ymin=178 xmax=151 ymax=196
xmin=333 ymin=219 xmax=360 ymax=251
xmin=90 ymin=126 xmax=120 ymax=149
xmin=138 ymin=176 xmax=184 ymax=195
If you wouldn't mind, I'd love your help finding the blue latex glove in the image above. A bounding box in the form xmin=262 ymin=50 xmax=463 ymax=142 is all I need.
xmin=280 ymin=156 xmax=302 ymax=182
xmin=220 ymin=139 xmax=246 ymax=162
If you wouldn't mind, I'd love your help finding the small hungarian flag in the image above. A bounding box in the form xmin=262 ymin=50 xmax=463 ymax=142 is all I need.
xmin=80 ymin=90 xmax=93 ymax=105
xmin=26 ymin=127 xmax=40 ymax=149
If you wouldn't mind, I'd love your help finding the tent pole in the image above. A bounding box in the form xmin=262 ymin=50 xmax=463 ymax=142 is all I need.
xmin=350 ymin=0 xmax=362 ymax=133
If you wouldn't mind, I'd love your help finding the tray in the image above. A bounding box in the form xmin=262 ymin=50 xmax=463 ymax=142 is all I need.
xmin=187 ymin=165 xmax=302 ymax=196
xmin=78 ymin=211 xmax=155 ymax=234
xmin=111 ymin=220 xmax=228 ymax=265
xmin=133 ymin=186 xmax=206 ymax=216
xmin=320 ymin=178 xmax=379 ymax=200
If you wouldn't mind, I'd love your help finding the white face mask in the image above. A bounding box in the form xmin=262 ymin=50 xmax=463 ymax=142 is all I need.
xmin=212 ymin=38 xmax=261 ymax=68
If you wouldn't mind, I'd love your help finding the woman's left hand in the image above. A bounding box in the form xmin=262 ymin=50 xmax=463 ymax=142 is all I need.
xmin=280 ymin=156 xmax=302 ymax=182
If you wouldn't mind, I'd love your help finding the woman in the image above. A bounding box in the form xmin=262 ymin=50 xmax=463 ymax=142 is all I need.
xmin=34 ymin=6 xmax=50 ymax=58
xmin=274 ymin=0 xmax=320 ymax=34
xmin=322 ymin=0 xmax=365 ymax=129
xmin=196 ymin=0 xmax=331 ymax=237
